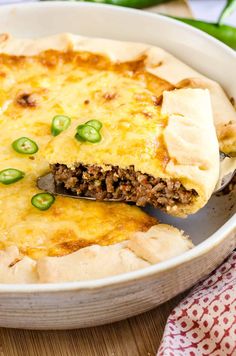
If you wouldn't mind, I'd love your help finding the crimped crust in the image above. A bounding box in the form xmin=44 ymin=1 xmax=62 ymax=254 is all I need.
xmin=0 ymin=224 xmax=192 ymax=283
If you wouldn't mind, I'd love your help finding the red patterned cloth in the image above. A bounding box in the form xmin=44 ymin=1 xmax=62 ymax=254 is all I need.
xmin=157 ymin=251 xmax=236 ymax=356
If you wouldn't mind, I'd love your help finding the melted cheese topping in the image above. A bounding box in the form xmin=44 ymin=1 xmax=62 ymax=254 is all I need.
xmin=0 ymin=51 xmax=167 ymax=259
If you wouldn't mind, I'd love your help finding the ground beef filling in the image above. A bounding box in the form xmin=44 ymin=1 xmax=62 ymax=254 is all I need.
xmin=52 ymin=164 xmax=198 ymax=208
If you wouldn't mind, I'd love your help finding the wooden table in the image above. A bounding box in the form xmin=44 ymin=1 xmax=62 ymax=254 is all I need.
xmin=0 ymin=292 xmax=188 ymax=356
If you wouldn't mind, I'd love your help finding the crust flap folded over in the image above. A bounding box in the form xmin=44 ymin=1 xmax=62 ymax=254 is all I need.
xmin=161 ymin=88 xmax=219 ymax=215
xmin=128 ymin=224 xmax=193 ymax=264
xmin=37 ymin=244 xmax=150 ymax=283
xmin=0 ymin=246 xmax=38 ymax=283
xmin=37 ymin=224 xmax=193 ymax=283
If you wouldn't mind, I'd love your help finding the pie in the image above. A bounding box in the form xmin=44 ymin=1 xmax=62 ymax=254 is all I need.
xmin=0 ymin=33 xmax=234 ymax=283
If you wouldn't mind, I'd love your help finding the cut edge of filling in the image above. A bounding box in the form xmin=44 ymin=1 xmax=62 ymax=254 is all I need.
xmin=51 ymin=164 xmax=198 ymax=209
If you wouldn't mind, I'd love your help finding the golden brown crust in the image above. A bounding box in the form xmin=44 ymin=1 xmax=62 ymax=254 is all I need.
xmin=0 ymin=197 xmax=157 ymax=260
xmin=1 ymin=32 xmax=232 ymax=154
xmin=0 ymin=32 xmax=235 ymax=156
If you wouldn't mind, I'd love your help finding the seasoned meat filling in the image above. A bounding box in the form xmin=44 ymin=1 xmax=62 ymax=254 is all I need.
xmin=52 ymin=164 xmax=198 ymax=209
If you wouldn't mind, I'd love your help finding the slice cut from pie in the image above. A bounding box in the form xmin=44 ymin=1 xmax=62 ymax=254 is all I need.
xmin=47 ymin=87 xmax=219 ymax=217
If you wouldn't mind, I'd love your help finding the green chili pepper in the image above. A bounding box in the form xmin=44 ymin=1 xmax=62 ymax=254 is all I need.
xmin=75 ymin=132 xmax=86 ymax=142
xmin=218 ymin=0 xmax=236 ymax=25
xmin=51 ymin=115 xmax=71 ymax=136
xmin=76 ymin=124 xmax=102 ymax=143
xmin=12 ymin=137 xmax=38 ymax=155
xmin=85 ymin=120 xmax=103 ymax=131
xmin=171 ymin=17 xmax=236 ymax=50
xmin=0 ymin=168 xmax=25 ymax=185
xmin=31 ymin=192 xmax=55 ymax=211
xmin=41 ymin=0 xmax=170 ymax=9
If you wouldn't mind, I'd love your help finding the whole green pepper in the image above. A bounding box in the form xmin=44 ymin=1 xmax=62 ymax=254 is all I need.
xmin=41 ymin=0 xmax=171 ymax=9
xmin=171 ymin=17 xmax=236 ymax=50
xmin=218 ymin=0 xmax=236 ymax=25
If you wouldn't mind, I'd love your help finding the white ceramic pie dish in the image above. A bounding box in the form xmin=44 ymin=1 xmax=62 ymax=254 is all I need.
xmin=0 ymin=1 xmax=235 ymax=329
